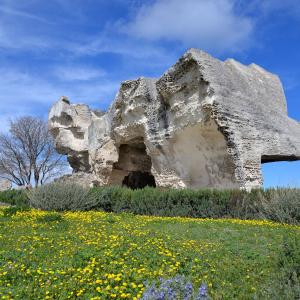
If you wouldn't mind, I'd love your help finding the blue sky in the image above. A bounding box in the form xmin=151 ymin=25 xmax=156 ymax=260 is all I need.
xmin=0 ymin=0 xmax=299 ymax=187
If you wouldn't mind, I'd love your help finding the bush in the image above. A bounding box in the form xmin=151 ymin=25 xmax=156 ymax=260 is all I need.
xmin=27 ymin=182 xmax=97 ymax=211
xmin=90 ymin=186 xmax=240 ymax=217
xmin=89 ymin=186 xmax=132 ymax=213
xmin=89 ymin=187 xmax=300 ymax=224
xmin=12 ymin=183 xmax=299 ymax=224
xmin=259 ymin=188 xmax=300 ymax=225
xmin=129 ymin=188 xmax=231 ymax=218
xmin=2 ymin=206 xmax=30 ymax=217
xmin=0 ymin=189 xmax=29 ymax=206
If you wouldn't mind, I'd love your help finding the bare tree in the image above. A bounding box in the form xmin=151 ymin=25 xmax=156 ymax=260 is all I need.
xmin=0 ymin=116 xmax=66 ymax=187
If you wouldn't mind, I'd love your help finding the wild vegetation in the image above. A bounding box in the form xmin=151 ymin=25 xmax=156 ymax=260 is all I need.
xmin=0 ymin=208 xmax=299 ymax=299
xmin=27 ymin=183 xmax=95 ymax=212
xmin=1 ymin=183 xmax=299 ymax=225
xmin=0 ymin=189 xmax=29 ymax=207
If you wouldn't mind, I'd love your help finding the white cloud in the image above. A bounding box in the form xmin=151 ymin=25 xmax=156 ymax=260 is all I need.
xmin=0 ymin=13 xmax=172 ymax=71
xmin=0 ymin=68 xmax=60 ymax=106
xmin=70 ymin=33 xmax=173 ymax=63
xmin=123 ymin=0 xmax=253 ymax=52
xmin=0 ymin=15 xmax=54 ymax=52
xmin=0 ymin=0 xmax=251 ymax=64
xmin=0 ymin=67 xmax=120 ymax=133
xmin=259 ymin=0 xmax=300 ymax=17
xmin=0 ymin=1 xmax=56 ymax=51
xmin=54 ymin=65 xmax=106 ymax=81
xmin=0 ymin=67 xmax=118 ymax=105
xmin=0 ymin=5 xmax=52 ymax=24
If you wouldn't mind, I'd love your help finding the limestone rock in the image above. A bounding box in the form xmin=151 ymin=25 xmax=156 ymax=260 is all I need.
xmin=0 ymin=179 xmax=12 ymax=191
xmin=49 ymin=49 xmax=300 ymax=190
xmin=54 ymin=172 xmax=101 ymax=188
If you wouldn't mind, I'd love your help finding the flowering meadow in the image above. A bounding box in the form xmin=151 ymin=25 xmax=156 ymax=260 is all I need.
xmin=0 ymin=208 xmax=299 ymax=299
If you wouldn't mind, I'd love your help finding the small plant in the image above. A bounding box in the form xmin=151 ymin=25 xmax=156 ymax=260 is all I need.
xmin=72 ymin=248 xmax=97 ymax=268
xmin=104 ymin=214 xmax=117 ymax=223
xmin=141 ymin=275 xmax=209 ymax=300
xmin=36 ymin=212 xmax=63 ymax=223
xmin=27 ymin=182 xmax=98 ymax=211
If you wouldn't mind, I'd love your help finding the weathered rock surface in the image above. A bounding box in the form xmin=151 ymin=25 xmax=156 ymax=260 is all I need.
xmin=49 ymin=49 xmax=300 ymax=190
xmin=54 ymin=172 xmax=101 ymax=188
xmin=0 ymin=179 xmax=12 ymax=191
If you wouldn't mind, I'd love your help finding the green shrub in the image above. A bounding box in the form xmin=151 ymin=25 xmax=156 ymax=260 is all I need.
xmin=0 ymin=189 xmax=29 ymax=206
xmin=91 ymin=187 xmax=249 ymax=218
xmin=89 ymin=186 xmax=132 ymax=213
xmin=259 ymin=188 xmax=300 ymax=225
xmin=89 ymin=187 xmax=300 ymax=224
xmin=7 ymin=182 xmax=298 ymax=224
xmin=27 ymin=182 xmax=98 ymax=211
xmin=2 ymin=206 xmax=30 ymax=217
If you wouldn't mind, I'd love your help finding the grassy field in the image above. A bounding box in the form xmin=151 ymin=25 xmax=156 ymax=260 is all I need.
xmin=0 ymin=208 xmax=299 ymax=299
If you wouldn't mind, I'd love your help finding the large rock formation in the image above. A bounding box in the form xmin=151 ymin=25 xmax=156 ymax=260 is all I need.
xmin=49 ymin=49 xmax=300 ymax=190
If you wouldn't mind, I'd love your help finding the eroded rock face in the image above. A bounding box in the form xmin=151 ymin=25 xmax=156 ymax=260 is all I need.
xmin=0 ymin=179 xmax=11 ymax=191
xmin=49 ymin=49 xmax=300 ymax=190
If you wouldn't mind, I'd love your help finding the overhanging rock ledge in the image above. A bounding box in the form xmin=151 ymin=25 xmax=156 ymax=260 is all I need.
xmin=49 ymin=49 xmax=300 ymax=190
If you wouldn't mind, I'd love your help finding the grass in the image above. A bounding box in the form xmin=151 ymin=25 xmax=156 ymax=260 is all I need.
xmin=0 ymin=208 xmax=299 ymax=299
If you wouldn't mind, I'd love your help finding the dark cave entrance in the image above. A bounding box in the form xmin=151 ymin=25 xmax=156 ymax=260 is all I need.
xmin=112 ymin=138 xmax=156 ymax=189
xmin=122 ymin=171 xmax=156 ymax=189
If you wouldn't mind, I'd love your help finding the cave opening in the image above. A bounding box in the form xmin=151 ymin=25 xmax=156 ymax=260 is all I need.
xmin=122 ymin=171 xmax=156 ymax=189
xmin=112 ymin=139 xmax=156 ymax=189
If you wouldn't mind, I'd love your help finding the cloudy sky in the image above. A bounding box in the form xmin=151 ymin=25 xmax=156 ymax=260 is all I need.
xmin=0 ymin=0 xmax=299 ymax=187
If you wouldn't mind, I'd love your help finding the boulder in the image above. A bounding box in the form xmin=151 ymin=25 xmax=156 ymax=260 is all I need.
xmin=54 ymin=172 xmax=101 ymax=188
xmin=0 ymin=179 xmax=12 ymax=191
xmin=49 ymin=49 xmax=300 ymax=190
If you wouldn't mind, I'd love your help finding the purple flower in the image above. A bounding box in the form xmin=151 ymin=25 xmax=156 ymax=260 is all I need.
xmin=141 ymin=275 xmax=209 ymax=300
xmin=196 ymin=283 xmax=209 ymax=300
